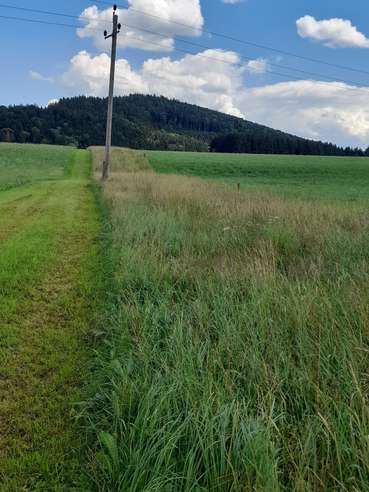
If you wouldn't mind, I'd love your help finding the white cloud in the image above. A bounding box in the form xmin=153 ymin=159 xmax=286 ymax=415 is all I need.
xmin=61 ymin=49 xmax=369 ymax=147
xmin=240 ymin=81 xmax=369 ymax=146
xmin=62 ymin=51 xmax=148 ymax=96
xmin=62 ymin=49 xmax=246 ymax=118
xmin=222 ymin=0 xmax=245 ymax=4
xmin=77 ymin=0 xmax=203 ymax=52
xmin=297 ymin=15 xmax=369 ymax=48
xmin=29 ymin=71 xmax=54 ymax=83
xmin=141 ymin=49 xmax=245 ymax=117
xmin=243 ymin=58 xmax=268 ymax=74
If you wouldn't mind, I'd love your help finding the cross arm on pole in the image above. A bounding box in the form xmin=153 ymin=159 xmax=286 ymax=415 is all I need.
xmin=101 ymin=4 xmax=121 ymax=181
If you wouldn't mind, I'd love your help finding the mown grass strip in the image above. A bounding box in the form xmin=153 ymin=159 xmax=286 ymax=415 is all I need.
xmin=0 ymin=146 xmax=101 ymax=490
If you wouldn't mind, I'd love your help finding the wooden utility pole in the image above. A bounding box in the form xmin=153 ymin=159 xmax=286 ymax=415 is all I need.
xmin=102 ymin=5 xmax=121 ymax=180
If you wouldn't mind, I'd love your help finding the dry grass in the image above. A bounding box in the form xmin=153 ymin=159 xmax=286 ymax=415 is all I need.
xmin=90 ymin=146 xmax=151 ymax=174
xmin=88 ymin=147 xmax=369 ymax=491
xmin=104 ymin=169 xmax=369 ymax=281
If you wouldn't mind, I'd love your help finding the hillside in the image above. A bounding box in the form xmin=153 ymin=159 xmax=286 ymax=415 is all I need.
xmin=0 ymin=94 xmax=364 ymax=155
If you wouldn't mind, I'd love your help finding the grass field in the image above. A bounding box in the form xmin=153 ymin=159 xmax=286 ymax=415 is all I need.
xmin=2 ymin=144 xmax=369 ymax=490
xmin=0 ymin=143 xmax=74 ymax=192
xmin=147 ymin=151 xmax=369 ymax=202
xmin=87 ymin=148 xmax=369 ymax=491
xmin=0 ymin=143 xmax=102 ymax=490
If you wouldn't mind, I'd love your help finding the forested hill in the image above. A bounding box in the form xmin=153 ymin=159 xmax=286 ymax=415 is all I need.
xmin=0 ymin=94 xmax=365 ymax=155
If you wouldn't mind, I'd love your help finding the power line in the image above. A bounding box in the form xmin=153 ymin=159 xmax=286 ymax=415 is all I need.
xmin=0 ymin=0 xmax=369 ymax=78
xmin=0 ymin=2 xmax=112 ymax=24
xmin=113 ymin=33 xmax=369 ymax=96
xmin=0 ymin=13 xmax=79 ymax=29
xmin=1 ymin=12 xmax=369 ymax=96
xmin=0 ymin=3 xmax=365 ymax=87
xmin=1 ymin=2 xmax=369 ymax=83
xmin=118 ymin=22 xmax=362 ymax=86
xmin=0 ymin=2 xmax=79 ymax=20
xmin=91 ymin=0 xmax=369 ymax=78
xmin=2 ymin=1 xmax=369 ymax=78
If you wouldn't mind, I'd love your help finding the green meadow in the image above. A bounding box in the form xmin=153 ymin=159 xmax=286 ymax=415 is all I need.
xmin=147 ymin=150 xmax=369 ymax=201
xmin=88 ymin=148 xmax=369 ymax=491
xmin=0 ymin=143 xmax=73 ymax=192
xmin=1 ymin=144 xmax=369 ymax=491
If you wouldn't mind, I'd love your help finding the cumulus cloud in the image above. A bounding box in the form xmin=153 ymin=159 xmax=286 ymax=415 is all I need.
xmin=77 ymin=0 xmax=203 ymax=52
xmin=243 ymin=58 xmax=268 ymax=74
xmin=141 ymin=49 xmax=246 ymax=117
xmin=61 ymin=49 xmax=369 ymax=147
xmin=62 ymin=49 xmax=246 ymax=118
xmin=240 ymin=81 xmax=369 ymax=146
xmin=62 ymin=51 xmax=148 ymax=96
xmin=297 ymin=15 xmax=369 ymax=48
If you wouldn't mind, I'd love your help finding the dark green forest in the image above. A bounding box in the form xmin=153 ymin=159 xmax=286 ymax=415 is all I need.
xmin=0 ymin=94 xmax=367 ymax=156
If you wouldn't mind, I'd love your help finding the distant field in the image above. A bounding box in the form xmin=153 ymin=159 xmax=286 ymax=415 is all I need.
xmin=147 ymin=151 xmax=369 ymax=201
xmin=0 ymin=143 xmax=73 ymax=192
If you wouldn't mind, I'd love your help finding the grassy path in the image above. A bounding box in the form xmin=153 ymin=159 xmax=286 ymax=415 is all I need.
xmin=0 ymin=148 xmax=100 ymax=490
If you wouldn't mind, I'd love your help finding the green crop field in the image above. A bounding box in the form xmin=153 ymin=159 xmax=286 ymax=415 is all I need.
xmin=147 ymin=150 xmax=369 ymax=201
xmin=2 ymin=144 xmax=369 ymax=491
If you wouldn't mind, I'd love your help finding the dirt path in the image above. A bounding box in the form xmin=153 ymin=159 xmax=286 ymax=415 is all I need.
xmin=0 ymin=150 xmax=100 ymax=491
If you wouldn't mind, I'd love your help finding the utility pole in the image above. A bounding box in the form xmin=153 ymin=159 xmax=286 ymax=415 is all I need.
xmin=102 ymin=5 xmax=121 ymax=180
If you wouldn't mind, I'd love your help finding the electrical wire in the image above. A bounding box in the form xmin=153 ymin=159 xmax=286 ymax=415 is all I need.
xmin=3 ymin=1 xmax=369 ymax=78
xmin=92 ymin=0 xmax=369 ymax=77
xmin=0 ymin=13 xmax=79 ymax=29
xmin=118 ymin=21 xmax=362 ymax=86
xmin=0 ymin=3 xmax=366 ymax=87
xmin=1 ymin=11 xmax=369 ymax=96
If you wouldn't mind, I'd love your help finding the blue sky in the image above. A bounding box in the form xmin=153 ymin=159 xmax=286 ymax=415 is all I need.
xmin=1 ymin=0 xmax=369 ymax=146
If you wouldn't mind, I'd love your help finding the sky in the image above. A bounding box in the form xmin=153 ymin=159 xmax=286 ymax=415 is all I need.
xmin=1 ymin=0 xmax=369 ymax=147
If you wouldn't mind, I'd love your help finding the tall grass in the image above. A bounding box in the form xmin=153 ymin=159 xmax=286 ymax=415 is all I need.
xmin=89 ymin=148 xmax=369 ymax=491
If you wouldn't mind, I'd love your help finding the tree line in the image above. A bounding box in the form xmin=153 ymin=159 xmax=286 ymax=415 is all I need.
xmin=210 ymin=132 xmax=367 ymax=157
xmin=0 ymin=94 xmax=367 ymax=156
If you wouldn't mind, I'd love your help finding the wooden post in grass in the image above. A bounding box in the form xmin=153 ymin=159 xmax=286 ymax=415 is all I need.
xmin=102 ymin=5 xmax=121 ymax=181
